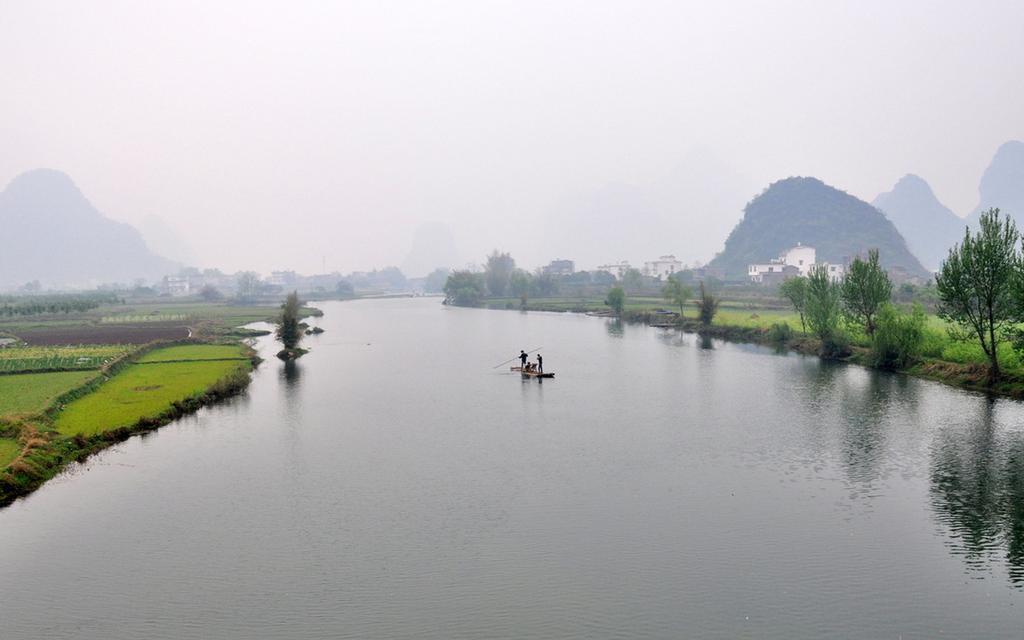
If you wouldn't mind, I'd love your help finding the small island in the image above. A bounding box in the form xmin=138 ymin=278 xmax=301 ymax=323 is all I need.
xmin=276 ymin=291 xmax=308 ymax=360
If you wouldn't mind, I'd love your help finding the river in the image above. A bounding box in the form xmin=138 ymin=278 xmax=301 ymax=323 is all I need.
xmin=1 ymin=297 xmax=1023 ymax=638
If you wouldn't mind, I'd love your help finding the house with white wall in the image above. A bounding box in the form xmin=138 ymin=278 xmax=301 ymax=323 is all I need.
xmin=643 ymin=255 xmax=684 ymax=279
xmin=748 ymin=243 xmax=842 ymax=283
xmin=596 ymin=261 xmax=632 ymax=279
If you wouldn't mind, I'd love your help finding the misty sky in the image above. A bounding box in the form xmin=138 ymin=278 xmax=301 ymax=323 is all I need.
xmin=2 ymin=1 xmax=1023 ymax=275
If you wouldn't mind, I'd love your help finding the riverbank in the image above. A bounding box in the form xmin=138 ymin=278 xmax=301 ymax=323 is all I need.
xmin=476 ymin=296 xmax=1024 ymax=400
xmin=0 ymin=299 xmax=323 ymax=508
xmin=0 ymin=340 xmax=259 ymax=507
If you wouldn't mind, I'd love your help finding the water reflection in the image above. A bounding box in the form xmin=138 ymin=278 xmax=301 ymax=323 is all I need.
xmin=929 ymin=399 xmax=1024 ymax=587
xmin=697 ymin=333 xmax=714 ymax=350
xmin=281 ymin=359 xmax=302 ymax=387
xmin=604 ymin=318 xmax=623 ymax=338
xmin=656 ymin=329 xmax=688 ymax=348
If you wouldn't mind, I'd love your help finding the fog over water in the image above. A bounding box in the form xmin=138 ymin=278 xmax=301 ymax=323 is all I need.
xmin=1 ymin=1 xmax=1023 ymax=273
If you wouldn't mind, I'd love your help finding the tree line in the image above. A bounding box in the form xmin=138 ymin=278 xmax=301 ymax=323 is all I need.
xmin=0 ymin=292 xmax=121 ymax=317
xmin=443 ymin=250 xmax=606 ymax=307
xmin=778 ymin=208 xmax=1024 ymax=382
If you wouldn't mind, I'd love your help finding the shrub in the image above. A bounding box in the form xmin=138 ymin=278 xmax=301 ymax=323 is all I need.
xmin=871 ymin=304 xmax=925 ymax=370
xmin=768 ymin=322 xmax=793 ymax=344
xmin=695 ymin=281 xmax=719 ymax=326
xmin=605 ymin=286 xmax=625 ymax=316
xmin=820 ymin=331 xmax=852 ymax=359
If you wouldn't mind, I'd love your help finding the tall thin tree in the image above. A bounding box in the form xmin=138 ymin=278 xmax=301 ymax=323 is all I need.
xmin=276 ymin=291 xmax=304 ymax=352
xmin=936 ymin=208 xmax=1018 ymax=381
xmin=841 ymin=248 xmax=892 ymax=336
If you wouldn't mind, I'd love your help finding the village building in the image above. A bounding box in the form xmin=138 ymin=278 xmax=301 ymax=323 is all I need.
xmin=161 ymin=275 xmax=191 ymax=297
xmin=642 ymin=255 xmax=684 ymax=279
xmin=595 ymin=261 xmax=632 ymax=279
xmin=748 ymin=243 xmax=845 ymax=284
xmin=542 ymin=259 xmax=575 ymax=276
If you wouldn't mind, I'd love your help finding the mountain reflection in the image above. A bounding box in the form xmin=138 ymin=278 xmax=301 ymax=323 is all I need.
xmin=929 ymin=399 xmax=1024 ymax=587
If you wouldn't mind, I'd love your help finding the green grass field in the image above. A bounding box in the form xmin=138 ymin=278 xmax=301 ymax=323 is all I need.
xmin=54 ymin=348 xmax=252 ymax=436
xmin=0 ymin=438 xmax=20 ymax=468
xmin=135 ymin=344 xmax=248 ymax=363
xmin=0 ymin=371 xmax=98 ymax=417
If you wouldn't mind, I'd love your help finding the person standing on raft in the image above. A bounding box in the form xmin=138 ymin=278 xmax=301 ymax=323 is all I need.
xmin=537 ymin=353 xmax=543 ymax=373
xmin=519 ymin=350 xmax=528 ymax=369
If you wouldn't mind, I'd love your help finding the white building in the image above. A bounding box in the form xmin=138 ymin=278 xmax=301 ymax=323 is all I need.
xmin=779 ymin=244 xmax=815 ymax=276
xmin=748 ymin=243 xmax=841 ymax=283
xmin=821 ymin=262 xmax=846 ymax=282
xmin=643 ymin=255 xmax=684 ymax=279
xmin=747 ymin=262 xmax=797 ymax=283
xmin=162 ymin=275 xmax=191 ymax=297
xmin=596 ymin=261 xmax=632 ymax=279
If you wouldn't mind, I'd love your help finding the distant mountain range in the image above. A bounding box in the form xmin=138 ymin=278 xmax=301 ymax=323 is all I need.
xmin=871 ymin=140 xmax=1024 ymax=271
xmin=709 ymin=177 xmax=927 ymax=280
xmin=0 ymin=169 xmax=176 ymax=288
xmin=966 ymin=140 xmax=1024 ymax=227
xmin=871 ymin=174 xmax=965 ymax=271
xmin=401 ymin=222 xmax=460 ymax=278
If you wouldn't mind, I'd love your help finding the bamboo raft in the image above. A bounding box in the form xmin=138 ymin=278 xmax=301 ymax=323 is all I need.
xmin=510 ymin=366 xmax=554 ymax=378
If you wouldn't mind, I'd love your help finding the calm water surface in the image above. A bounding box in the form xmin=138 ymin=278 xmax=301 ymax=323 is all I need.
xmin=2 ymin=298 xmax=1023 ymax=638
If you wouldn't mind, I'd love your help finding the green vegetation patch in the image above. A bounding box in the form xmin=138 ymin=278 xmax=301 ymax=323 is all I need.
xmin=0 ymin=371 xmax=98 ymax=417
xmin=0 ymin=345 xmax=131 ymax=373
xmin=0 ymin=438 xmax=20 ymax=468
xmin=55 ymin=359 xmax=252 ymax=436
xmin=135 ymin=344 xmax=247 ymax=363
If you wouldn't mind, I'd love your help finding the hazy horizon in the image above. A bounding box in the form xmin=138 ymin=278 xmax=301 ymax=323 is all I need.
xmin=2 ymin=1 xmax=1023 ymax=275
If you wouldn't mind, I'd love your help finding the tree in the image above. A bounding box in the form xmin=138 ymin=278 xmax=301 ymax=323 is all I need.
xmin=622 ymin=268 xmax=643 ymax=293
xmin=936 ymin=208 xmax=1018 ymax=381
xmin=695 ymin=281 xmax=719 ymax=326
xmin=605 ymin=286 xmax=625 ymax=316
xmin=443 ymin=270 xmax=486 ymax=306
xmin=662 ymin=276 xmax=692 ymax=318
xmin=276 ymin=290 xmax=304 ymax=357
xmin=198 ymin=284 xmax=223 ymax=301
xmin=336 ymin=280 xmax=355 ymax=297
xmin=778 ymin=277 xmax=808 ymax=333
xmin=509 ymin=269 xmax=533 ymax=308
xmin=509 ymin=269 xmax=532 ymax=297
xmin=531 ymin=270 xmax=559 ymax=296
xmin=484 ymin=250 xmax=515 ymax=297
xmin=236 ymin=271 xmax=260 ymax=301
xmin=423 ymin=268 xmax=448 ymax=294
xmin=841 ymin=248 xmax=892 ymax=336
xmin=805 ymin=264 xmax=843 ymax=354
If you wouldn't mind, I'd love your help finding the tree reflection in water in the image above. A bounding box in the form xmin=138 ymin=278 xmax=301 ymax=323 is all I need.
xmin=282 ymin=359 xmax=302 ymax=388
xmin=929 ymin=399 xmax=1024 ymax=588
xmin=604 ymin=318 xmax=623 ymax=338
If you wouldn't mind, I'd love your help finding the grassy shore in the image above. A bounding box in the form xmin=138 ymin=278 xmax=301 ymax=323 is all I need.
xmin=484 ymin=294 xmax=1024 ymax=398
xmin=0 ymin=342 xmax=259 ymax=506
xmin=55 ymin=346 xmax=252 ymax=437
xmin=0 ymin=297 xmax=315 ymax=507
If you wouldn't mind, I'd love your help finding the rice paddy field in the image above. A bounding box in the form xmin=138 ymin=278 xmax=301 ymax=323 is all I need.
xmin=0 ymin=345 xmax=132 ymax=373
xmin=54 ymin=345 xmax=252 ymax=437
xmin=0 ymin=370 xmax=99 ymax=417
